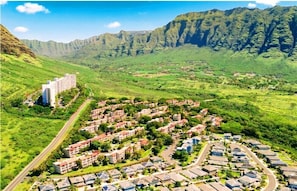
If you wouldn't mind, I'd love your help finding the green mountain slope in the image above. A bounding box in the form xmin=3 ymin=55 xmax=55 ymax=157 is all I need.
xmin=1 ymin=25 xmax=35 ymax=58
xmin=22 ymin=6 xmax=297 ymax=59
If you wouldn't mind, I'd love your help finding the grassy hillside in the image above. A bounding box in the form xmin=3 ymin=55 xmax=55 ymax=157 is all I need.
xmin=0 ymin=55 xmax=93 ymax=189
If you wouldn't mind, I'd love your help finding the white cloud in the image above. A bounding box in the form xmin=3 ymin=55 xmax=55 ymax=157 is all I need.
xmin=14 ymin=26 xmax=29 ymax=33
xmin=107 ymin=21 xmax=121 ymax=29
xmin=16 ymin=2 xmax=50 ymax=14
xmin=255 ymin=0 xmax=279 ymax=7
xmin=0 ymin=0 xmax=7 ymax=5
xmin=248 ymin=3 xmax=257 ymax=8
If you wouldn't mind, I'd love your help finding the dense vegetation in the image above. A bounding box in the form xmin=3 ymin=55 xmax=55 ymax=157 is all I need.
xmin=22 ymin=6 xmax=297 ymax=60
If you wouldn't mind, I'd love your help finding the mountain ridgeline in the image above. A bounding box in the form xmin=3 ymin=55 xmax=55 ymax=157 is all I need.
xmin=22 ymin=6 xmax=297 ymax=59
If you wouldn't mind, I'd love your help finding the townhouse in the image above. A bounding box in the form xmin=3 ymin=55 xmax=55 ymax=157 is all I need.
xmin=53 ymin=151 xmax=99 ymax=174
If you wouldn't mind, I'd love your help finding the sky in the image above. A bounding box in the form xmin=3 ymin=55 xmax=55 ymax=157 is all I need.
xmin=1 ymin=1 xmax=297 ymax=43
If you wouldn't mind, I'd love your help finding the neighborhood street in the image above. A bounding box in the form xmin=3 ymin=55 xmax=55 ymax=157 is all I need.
xmin=3 ymin=99 xmax=91 ymax=191
xmin=232 ymin=143 xmax=278 ymax=191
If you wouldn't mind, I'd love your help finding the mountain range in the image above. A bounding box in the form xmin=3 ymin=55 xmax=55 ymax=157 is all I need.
xmin=22 ymin=6 xmax=297 ymax=60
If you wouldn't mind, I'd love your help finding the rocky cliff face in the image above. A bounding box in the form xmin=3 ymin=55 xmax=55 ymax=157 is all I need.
xmin=1 ymin=25 xmax=35 ymax=58
xmin=22 ymin=6 xmax=297 ymax=59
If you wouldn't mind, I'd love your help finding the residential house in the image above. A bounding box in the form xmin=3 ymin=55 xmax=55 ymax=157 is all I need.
xmin=102 ymin=185 xmax=118 ymax=191
xmin=270 ymin=160 xmax=288 ymax=168
xmin=118 ymin=181 xmax=136 ymax=191
xmin=142 ymin=176 xmax=161 ymax=186
xmin=184 ymin=184 xmax=201 ymax=191
xmin=280 ymin=187 xmax=292 ymax=191
xmin=189 ymin=167 xmax=208 ymax=177
xmin=281 ymin=167 xmax=297 ymax=174
xmin=208 ymin=155 xmax=228 ymax=166
xmin=266 ymin=155 xmax=281 ymax=163
xmin=133 ymin=179 xmax=149 ymax=188
xmin=224 ymin=133 xmax=232 ymax=140
xmin=158 ymin=187 xmax=171 ymax=191
xmin=180 ymin=170 xmax=199 ymax=179
xmin=122 ymin=166 xmax=136 ymax=177
xmin=209 ymin=182 xmax=232 ymax=191
xmin=288 ymin=178 xmax=297 ymax=190
xmin=245 ymin=140 xmax=261 ymax=147
xmin=281 ymin=167 xmax=297 ymax=179
xmin=238 ymin=175 xmax=259 ymax=188
xmin=211 ymin=148 xmax=224 ymax=156
xmin=202 ymin=165 xmax=218 ymax=176
xmin=151 ymin=156 xmax=163 ymax=163
xmin=198 ymin=183 xmax=217 ymax=191
xmin=38 ymin=184 xmax=55 ymax=191
xmin=233 ymin=135 xmax=242 ymax=142
xmin=244 ymin=170 xmax=258 ymax=179
xmin=142 ymin=160 xmax=155 ymax=169
xmin=69 ymin=176 xmax=85 ymax=187
xmin=55 ymin=178 xmax=70 ymax=191
xmin=108 ymin=169 xmax=122 ymax=180
xmin=83 ymin=174 xmax=97 ymax=185
xmin=96 ymin=171 xmax=110 ymax=182
xmin=283 ymin=171 xmax=297 ymax=179
xmin=168 ymin=172 xmax=188 ymax=186
xmin=255 ymin=144 xmax=270 ymax=150
xmin=255 ymin=150 xmax=276 ymax=157
xmin=155 ymin=174 xmax=174 ymax=186
xmin=130 ymin=163 xmax=144 ymax=173
xmin=226 ymin=179 xmax=241 ymax=190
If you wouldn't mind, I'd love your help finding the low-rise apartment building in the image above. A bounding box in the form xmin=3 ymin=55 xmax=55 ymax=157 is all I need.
xmin=54 ymin=151 xmax=99 ymax=174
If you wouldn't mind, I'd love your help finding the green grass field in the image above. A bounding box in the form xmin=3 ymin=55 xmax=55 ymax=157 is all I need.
xmin=1 ymin=45 xmax=297 ymax=189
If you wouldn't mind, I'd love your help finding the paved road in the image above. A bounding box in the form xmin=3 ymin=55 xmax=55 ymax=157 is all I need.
xmin=4 ymin=99 xmax=91 ymax=191
xmin=160 ymin=135 xmax=179 ymax=167
xmin=233 ymin=143 xmax=278 ymax=191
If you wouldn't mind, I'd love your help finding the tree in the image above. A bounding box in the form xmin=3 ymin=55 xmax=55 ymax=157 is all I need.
xmin=152 ymin=146 xmax=162 ymax=155
xmin=76 ymin=159 xmax=82 ymax=169
xmin=99 ymin=123 xmax=108 ymax=132
xmin=139 ymin=115 xmax=152 ymax=124
xmin=174 ymin=181 xmax=181 ymax=187
xmin=173 ymin=150 xmax=189 ymax=162
xmin=80 ymin=130 xmax=94 ymax=139
xmin=11 ymin=97 xmax=23 ymax=107
xmin=163 ymin=134 xmax=173 ymax=146
xmin=90 ymin=141 xmax=101 ymax=150
xmin=100 ymin=142 xmax=111 ymax=152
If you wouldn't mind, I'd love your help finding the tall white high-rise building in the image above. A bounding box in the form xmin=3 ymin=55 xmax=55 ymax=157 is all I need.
xmin=42 ymin=74 xmax=76 ymax=107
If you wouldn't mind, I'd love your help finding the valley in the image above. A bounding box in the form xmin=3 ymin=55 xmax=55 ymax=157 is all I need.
xmin=1 ymin=4 xmax=297 ymax=191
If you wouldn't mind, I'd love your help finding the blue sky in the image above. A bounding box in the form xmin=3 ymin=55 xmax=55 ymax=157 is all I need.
xmin=1 ymin=1 xmax=297 ymax=42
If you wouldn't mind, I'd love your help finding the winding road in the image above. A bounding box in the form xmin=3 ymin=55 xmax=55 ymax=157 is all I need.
xmin=4 ymin=99 xmax=91 ymax=191
xmin=231 ymin=143 xmax=278 ymax=191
